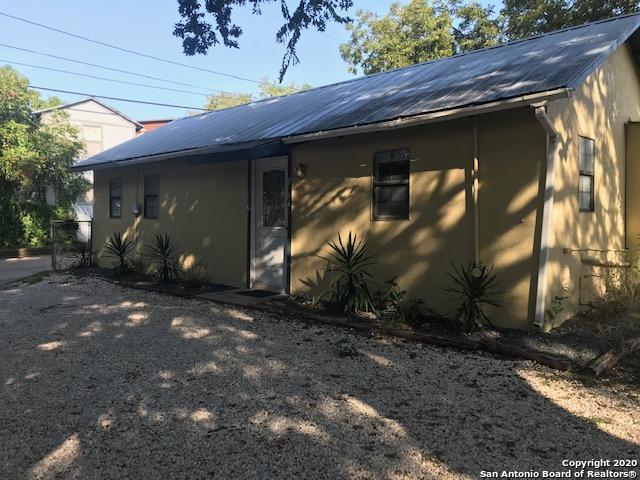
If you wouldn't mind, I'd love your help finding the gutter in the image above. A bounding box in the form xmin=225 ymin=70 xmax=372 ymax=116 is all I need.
xmin=472 ymin=117 xmax=480 ymax=264
xmin=283 ymin=89 xmax=571 ymax=144
xmin=533 ymin=104 xmax=561 ymax=329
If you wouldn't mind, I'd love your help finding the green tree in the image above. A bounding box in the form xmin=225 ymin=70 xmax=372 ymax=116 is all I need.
xmin=0 ymin=66 xmax=86 ymax=248
xmin=174 ymin=0 xmax=353 ymax=81
xmin=501 ymin=0 xmax=640 ymax=39
xmin=454 ymin=2 xmax=502 ymax=53
xmin=204 ymin=91 xmax=254 ymax=111
xmin=339 ymin=0 xmax=500 ymax=76
xmin=258 ymin=76 xmax=312 ymax=98
xmin=204 ymin=77 xmax=311 ymax=111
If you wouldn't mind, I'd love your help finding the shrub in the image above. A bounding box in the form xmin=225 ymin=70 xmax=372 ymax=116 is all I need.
xmin=592 ymin=264 xmax=640 ymax=317
xmin=300 ymin=292 xmax=327 ymax=309
xmin=374 ymin=278 xmax=425 ymax=328
xmin=128 ymin=257 xmax=147 ymax=275
xmin=103 ymin=232 xmax=135 ymax=274
xmin=444 ymin=262 xmax=501 ymax=333
xmin=180 ymin=262 xmax=208 ymax=285
xmin=144 ymin=234 xmax=180 ymax=284
xmin=321 ymin=232 xmax=376 ymax=313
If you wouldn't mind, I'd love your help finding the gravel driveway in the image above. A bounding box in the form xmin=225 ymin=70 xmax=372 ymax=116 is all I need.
xmin=1 ymin=274 xmax=638 ymax=479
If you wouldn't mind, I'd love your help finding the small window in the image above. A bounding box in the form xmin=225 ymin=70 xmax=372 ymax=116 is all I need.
xmin=373 ymin=149 xmax=410 ymax=220
xmin=144 ymin=176 xmax=159 ymax=219
xmin=579 ymin=137 xmax=595 ymax=212
xmin=109 ymin=178 xmax=122 ymax=218
xmin=262 ymin=170 xmax=286 ymax=228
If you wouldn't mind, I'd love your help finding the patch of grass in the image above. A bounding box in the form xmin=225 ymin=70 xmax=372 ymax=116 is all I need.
xmin=585 ymin=416 xmax=613 ymax=426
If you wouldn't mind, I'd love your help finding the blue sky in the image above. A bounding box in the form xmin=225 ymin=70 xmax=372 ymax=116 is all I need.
xmin=0 ymin=0 xmax=499 ymax=120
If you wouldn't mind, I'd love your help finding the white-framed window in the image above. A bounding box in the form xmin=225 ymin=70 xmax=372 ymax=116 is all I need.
xmin=579 ymin=136 xmax=595 ymax=212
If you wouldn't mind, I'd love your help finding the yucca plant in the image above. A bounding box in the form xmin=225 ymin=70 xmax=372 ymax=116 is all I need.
xmin=143 ymin=234 xmax=180 ymax=284
xmin=103 ymin=232 xmax=135 ymax=274
xmin=321 ymin=232 xmax=376 ymax=313
xmin=444 ymin=262 xmax=501 ymax=333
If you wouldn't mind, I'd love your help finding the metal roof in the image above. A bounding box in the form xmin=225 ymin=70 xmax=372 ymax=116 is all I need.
xmin=73 ymin=13 xmax=640 ymax=170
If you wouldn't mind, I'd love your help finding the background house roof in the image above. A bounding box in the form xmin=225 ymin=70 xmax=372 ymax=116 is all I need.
xmin=35 ymin=97 xmax=144 ymax=130
xmin=74 ymin=13 xmax=640 ymax=170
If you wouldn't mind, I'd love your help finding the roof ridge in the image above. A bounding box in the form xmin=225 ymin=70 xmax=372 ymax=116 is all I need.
xmin=188 ymin=12 xmax=640 ymax=120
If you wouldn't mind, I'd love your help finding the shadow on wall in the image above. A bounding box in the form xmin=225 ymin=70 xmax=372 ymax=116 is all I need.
xmin=293 ymin=110 xmax=546 ymax=329
xmin=544 ymin=44 xmax=640 ymax=328
xmin=0 ymin=281 xmax=638 ymax=478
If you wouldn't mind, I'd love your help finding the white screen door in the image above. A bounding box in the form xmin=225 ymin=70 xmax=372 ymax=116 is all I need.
xmin=251 ymin=157 xmax=289 ymax=292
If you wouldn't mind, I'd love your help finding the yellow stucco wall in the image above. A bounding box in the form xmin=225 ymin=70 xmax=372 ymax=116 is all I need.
xmin=93 ymin=158 xmax=248 ymax=287
xmin=89 ymin=42 xmax=640 ymax=331
xmin=291 ymin=108 xmax=546 ymax=329
xmin=545 ymin=43 xmax=640 ymax=328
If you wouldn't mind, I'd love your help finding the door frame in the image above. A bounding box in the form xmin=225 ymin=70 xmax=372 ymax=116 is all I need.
xmin=248 ymin=155 xmax=291 ymax=293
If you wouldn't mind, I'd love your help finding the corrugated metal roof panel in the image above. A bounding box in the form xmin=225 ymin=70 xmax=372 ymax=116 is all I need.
xmin=73 ymin=13 xmax=640 ymax=169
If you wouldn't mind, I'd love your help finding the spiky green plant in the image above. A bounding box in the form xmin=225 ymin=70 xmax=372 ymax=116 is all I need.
xmin=143 ymin=234 xmax=180 ymax=284
xmin=374 ymin=278 xmax=425 ymax=328
xmin=103 ymin=232 xmax=135 ymax=274
xmin=444 ymin=262 xmax=501 ymax=333
xmin=321 ymin=232 xmax=376 ymax=313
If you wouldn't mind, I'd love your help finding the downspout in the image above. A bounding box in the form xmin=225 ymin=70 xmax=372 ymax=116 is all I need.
xmin=533 ymin=105 xmax=560 ymax=329
xmin=472 ymin=117 xmax=479 ymax=265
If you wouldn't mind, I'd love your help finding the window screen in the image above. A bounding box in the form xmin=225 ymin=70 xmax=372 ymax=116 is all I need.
xmin=109 ymin=178 xmax=122 ymax=218
xmin=579 ymin=137 xmax=595 ymax=212
xmin=373 ymin=149 xmax=410 ymax=220
xmin=144 ymin=176 xmax=160 ymax=219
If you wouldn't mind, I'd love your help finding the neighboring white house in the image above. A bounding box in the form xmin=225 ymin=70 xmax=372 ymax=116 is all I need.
xmin=36 ymin=98 xmax=142 ymax=231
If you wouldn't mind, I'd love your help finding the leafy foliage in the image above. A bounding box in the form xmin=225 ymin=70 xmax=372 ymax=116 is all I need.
xmin=174 ymin=0 xmax=352 ymax=81
xmin=204 ymin=91 xmax=254 ymax=111
xmin=339 ymin=0 xmax=501 ymax=75
xmin=143 ymin=234 xmax=180 ymax=284
xmin=546 ymin=285 xmax=569 ymax=324
xmin=180 ymin=262 xmax=209 ymax=285
xmin=444 ymin=262 xmax=501 ymax=332
xmin=374 ymin=278 xmax=425 ymax=328
xmin=501 ymin=0 xmax=640 ymax=40
xmin=300 ymin=291 xmax=327 ymax=309
xmin=172 ymin=0 xmax=639 ymax=81
xmin=204 ymin=77 xmax=311 ymax=111
xmin=0 ymin=66 xmax=87 ymax=248
xmin=103 ymin=232 xmax=135 ymax=274
xmin=321 ymin=232 xmax=376 ymax=313
xmin=592 ymin=265 xmax=640 ymax=318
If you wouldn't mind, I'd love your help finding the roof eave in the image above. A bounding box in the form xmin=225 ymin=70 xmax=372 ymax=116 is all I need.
xmin=282 ymin=88 xmax=573 ymax=144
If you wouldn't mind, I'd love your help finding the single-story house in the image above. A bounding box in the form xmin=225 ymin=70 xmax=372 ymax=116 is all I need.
xmin=73 ymin=14 xmax=640 ymax=330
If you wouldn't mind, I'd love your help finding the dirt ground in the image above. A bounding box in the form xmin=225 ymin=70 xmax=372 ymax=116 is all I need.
xmin=1 ymin=274 xmax=639 ymax=479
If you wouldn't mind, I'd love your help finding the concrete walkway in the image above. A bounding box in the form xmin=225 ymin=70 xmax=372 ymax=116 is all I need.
xmin=198 ymin=287 xmax=287 ymax=307
xmin=0 ymin=256 xmax=51 ymax=283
